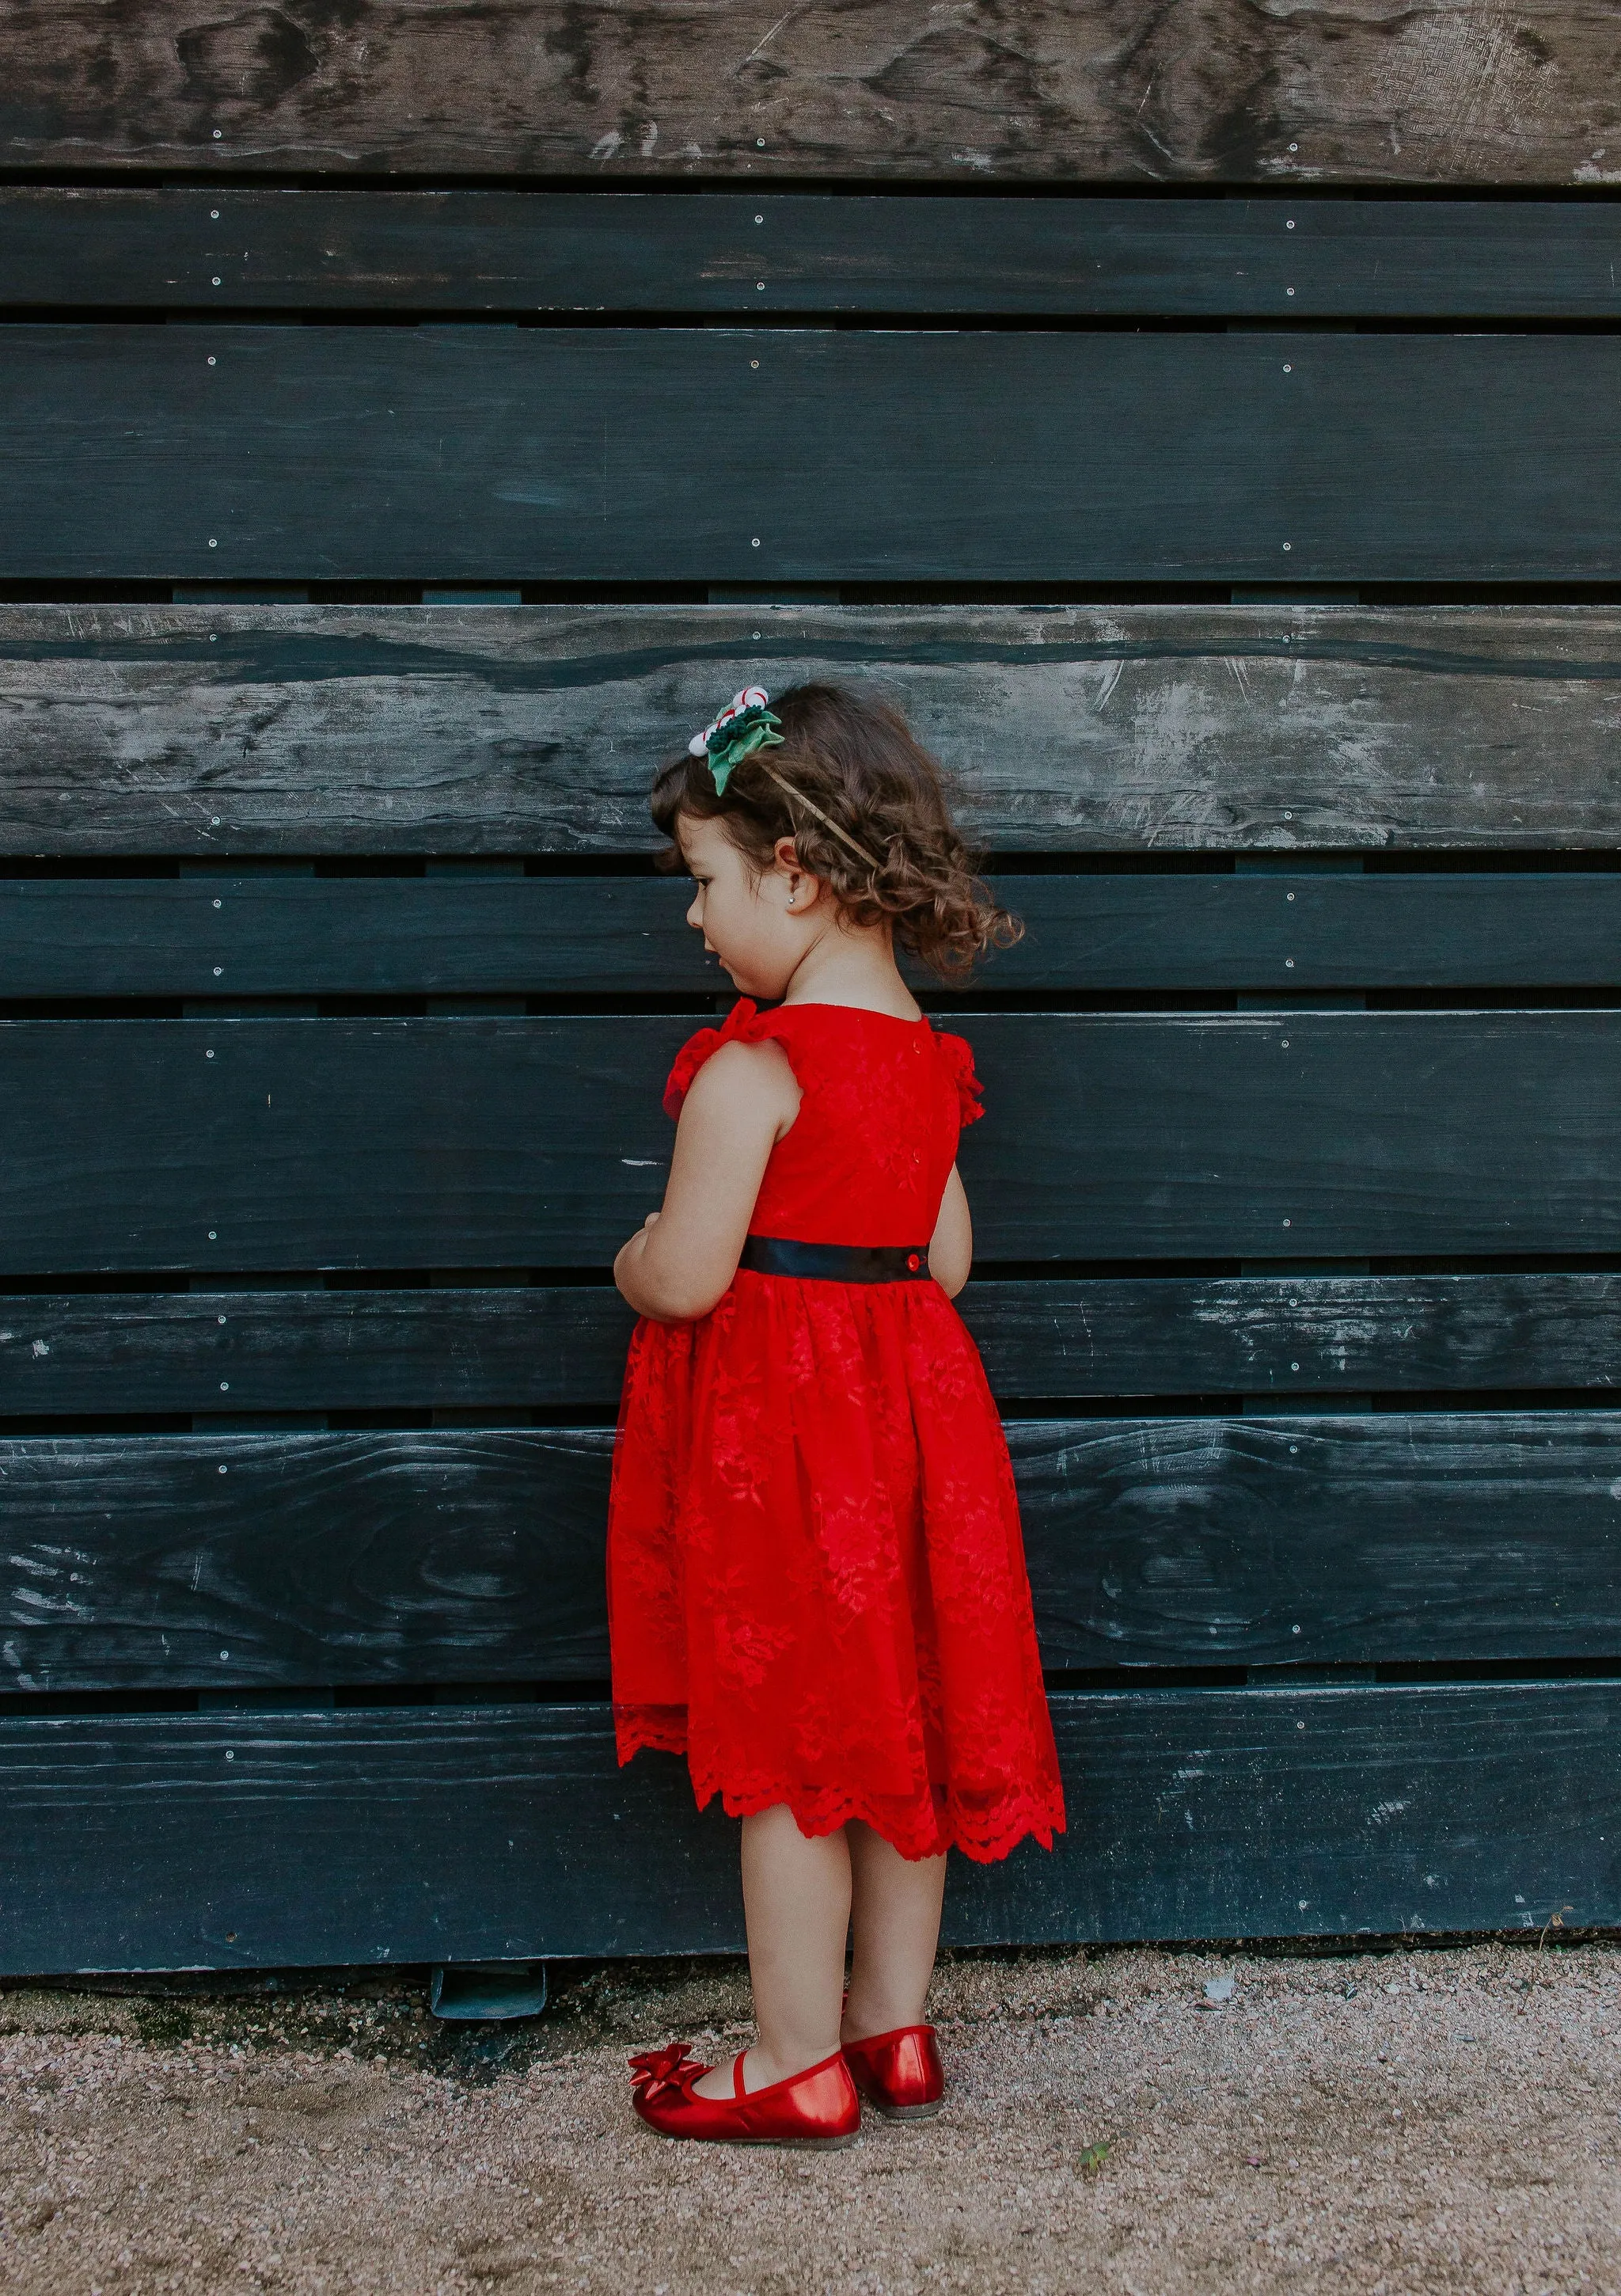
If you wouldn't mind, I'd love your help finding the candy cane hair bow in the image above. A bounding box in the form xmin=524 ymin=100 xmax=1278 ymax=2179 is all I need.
xmin=687 ymin=686 xmax=881 ymax=872
xmin=688 ymin=686 xmax=783 ymax=793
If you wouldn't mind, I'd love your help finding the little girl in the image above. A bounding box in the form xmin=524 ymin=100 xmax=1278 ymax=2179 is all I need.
xmin=609 ymin=682 xmax=1065 ymax=2148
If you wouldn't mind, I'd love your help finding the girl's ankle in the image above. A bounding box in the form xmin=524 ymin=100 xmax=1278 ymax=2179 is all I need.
xmin=841 ymin=2008 xmax=924 ymax=2046
xmin=745 ymin=2041 xmax=841 ymax=2090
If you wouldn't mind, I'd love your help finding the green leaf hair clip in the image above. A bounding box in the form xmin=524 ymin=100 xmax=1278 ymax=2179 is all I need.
xmin=689 ymin=685 xmax=784 ymax=795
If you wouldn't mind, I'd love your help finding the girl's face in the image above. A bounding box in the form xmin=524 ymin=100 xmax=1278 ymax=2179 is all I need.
xmin=678 ymin=812 xmax=819 ymax=1000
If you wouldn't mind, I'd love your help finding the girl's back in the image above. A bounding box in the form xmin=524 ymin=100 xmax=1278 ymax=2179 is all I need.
xmin=662 ymin=998 xmax=980 ymax=1247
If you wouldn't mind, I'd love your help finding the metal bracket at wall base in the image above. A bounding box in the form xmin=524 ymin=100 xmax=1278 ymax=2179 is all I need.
xmin=429 ymin=1961 xmax=549 ymax=2021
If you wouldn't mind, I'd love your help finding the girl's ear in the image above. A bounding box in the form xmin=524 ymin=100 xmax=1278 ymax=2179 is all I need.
xmin=771 ymin=834 xmax=822 ymax=913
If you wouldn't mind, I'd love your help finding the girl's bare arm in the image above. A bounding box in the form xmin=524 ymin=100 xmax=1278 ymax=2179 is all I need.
xmin=613 ymin=1040 xmax=800 ymax=1321
xmin=927 ymin=1165 xmax=973 ymax=1298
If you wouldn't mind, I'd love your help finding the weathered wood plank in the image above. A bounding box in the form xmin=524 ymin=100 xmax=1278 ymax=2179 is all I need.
xmin=8 ymin=871 xmax=1621 ymax=996
xmin=0 ymin=1701 xmax=740 ymax=1970
xmin=0 ymin=1011 xmax=1616 ymax=1271
xmin=2 ymin=603 xmax=1619 ymax=857
xmin=5 ymin=326 xmax=1621 ymax=584
xmin=6 ymin=1412 xmax=1621 ymax=1690
xmin=0 ymin=1430 xmax=617 ymax=1692
xmin=7 ymin=190 xmax=1621 ymax=317
xmin=0 ymin=2 xmax=1613 ymax=186
xmin=970 ymin=1275 xmax=1621 ymax=1401
xmin=1012 ymin=1413 xmax=1621 ymax=1671
xmin=0 ymin=1682 xmax=1612 ymax=1971
xmin=5 ymin=1275 xmax=1619 ymax=1416
xmin=963 ymin=1681 xmax=1621 ymax=1950
xmin=0 ymin=1288 xmax=640 ymax=1415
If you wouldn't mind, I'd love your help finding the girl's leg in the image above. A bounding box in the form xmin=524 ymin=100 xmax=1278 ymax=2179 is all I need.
xmin=841 ymin=1820 xmax=947 ymax=2042
xmin=692 ymin=1804 xmax=852 ymax=2097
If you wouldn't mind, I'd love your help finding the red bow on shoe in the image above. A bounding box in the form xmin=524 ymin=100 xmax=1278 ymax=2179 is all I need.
xmin=628 ymin=2042 xmax=705 ymax=2104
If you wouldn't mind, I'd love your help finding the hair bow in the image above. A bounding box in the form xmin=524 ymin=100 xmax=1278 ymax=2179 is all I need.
xmin=688 ymin=686 xmax=784 ymax=794
xmin=628 ymin=2041 xmax=705 ymax=2104
xmin=685 ymin=684 xmax=883 ymax=872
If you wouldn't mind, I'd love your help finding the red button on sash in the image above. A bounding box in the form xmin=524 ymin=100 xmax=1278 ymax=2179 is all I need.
xmin=906 ymin=1253 xmax=921 ymax=1271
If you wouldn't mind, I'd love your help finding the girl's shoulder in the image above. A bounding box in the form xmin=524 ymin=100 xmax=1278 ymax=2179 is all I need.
xmin=662 ymin=1000 xmax=791 ymax=1119
xmin=664 ymin=1000 xmax=984 ymax=1128
xmin=931 ymin=1026 xmax=986 ymax=1130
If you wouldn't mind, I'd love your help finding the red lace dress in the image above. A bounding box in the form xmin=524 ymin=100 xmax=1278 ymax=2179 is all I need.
xmin=606 ymin=999 xmax=1065 ymax=1865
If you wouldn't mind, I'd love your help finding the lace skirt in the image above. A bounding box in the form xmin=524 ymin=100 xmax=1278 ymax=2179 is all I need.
xmin=606 ymin=1268 xmax=1066 ymax=1865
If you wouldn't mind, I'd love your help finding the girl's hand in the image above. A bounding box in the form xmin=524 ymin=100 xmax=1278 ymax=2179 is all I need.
xmin=612 ymin=1212 xmax=659 ymax=1298
xmin=613 ymin=1043 xmax=798 ymax=1322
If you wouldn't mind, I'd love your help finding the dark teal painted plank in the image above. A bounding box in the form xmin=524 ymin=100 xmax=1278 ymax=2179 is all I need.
xmin=4 ymin=328 xmax=1621 ymax=580
xmin=0 ymin=1288 xmax=641 ymax=1414
xmin=5 ymin=872 xmax=1619 ymax=996
xmin=961 ymin=1009 xmax=1621 ymax=1262
xmin=0 ymin=1682 xmax=1609 ymax=1970
xmin=6 ymin=1273 xmax=1618 ymax=1416
xmin=1011 ymin=1413 xmax=1621 ymax=1670
xmin=966 ymin=1273 xmax=1621 ymax=1401
xmin=0 ymin=1429 xmax=617 ymax=1692
xmin=5 ymin=191 xmax=1619 ymax=317
xmin=0 ymin=1010 xmax=1616 ymax=1270
xmin=5 ymin=1413 xmax=1621 ymax=1690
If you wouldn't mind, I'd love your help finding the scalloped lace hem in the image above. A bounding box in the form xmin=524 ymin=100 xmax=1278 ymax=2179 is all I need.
xmin=614 ymin=1714 xmax=1064 ymax=1867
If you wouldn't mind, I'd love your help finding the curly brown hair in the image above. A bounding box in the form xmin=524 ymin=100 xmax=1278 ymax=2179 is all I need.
xmin=650 ymin=683 xmax=1021 ymax=983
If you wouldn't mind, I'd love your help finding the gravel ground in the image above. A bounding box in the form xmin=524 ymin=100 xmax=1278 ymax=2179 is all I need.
xmin=2 ymin=1937 xmax=1618 ymax=2294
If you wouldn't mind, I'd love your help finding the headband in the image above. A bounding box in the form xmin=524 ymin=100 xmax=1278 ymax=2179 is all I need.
xmin=689 ymin=687 xmax=882 ymax=873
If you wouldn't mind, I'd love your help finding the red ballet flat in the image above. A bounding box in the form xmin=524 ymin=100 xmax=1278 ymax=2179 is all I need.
xmin=628 ymin=2041 xmax=860 ymax=2148
xmin=841 ymin=2024 xmax=946 ymax=2120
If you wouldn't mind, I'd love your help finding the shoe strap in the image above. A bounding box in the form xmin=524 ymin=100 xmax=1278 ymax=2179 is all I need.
xmin=733 ymin=2051 xmax=747 ymax=2100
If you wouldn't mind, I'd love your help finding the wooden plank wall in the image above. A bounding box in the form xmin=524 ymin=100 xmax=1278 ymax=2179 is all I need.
xmin=0 ymin=1 xmax=1619 ymax=1972
xmin=1 ymin=3 xmax=1616 ymax=181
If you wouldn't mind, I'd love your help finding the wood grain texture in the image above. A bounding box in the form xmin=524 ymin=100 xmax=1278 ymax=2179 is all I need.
xmin=0 ymin=2 xmax=1614 ymax=184
xmin=4 ymin=1275 xmax=1619 ymax=1416
xmin=1010 ymin=1412 xmax=1621 ymax=1669
xmin=0 ymin=1682 xmax=1613 ymax=1971
xmin=6 ymin=325 xmax=1621 ymax=584
xmin=8 ymin=190 xmax=1621 ymax=316
xmin=0 ymin=1287 xmax=640 ymax=1414
xmin=6 ymin=1412 xmax=1621 ymax=1690
xmin=0 ymin=1700 xmax=740 ymax=1970
xmin=962 ymin=1681 xmax=1621 ymax=1951
xmin=0 ymin=1429 xmax=616 ymax=1692
xmin=968 ymin=1274 xmax=1621 ymax=1401
xmin=2 ymin=1010 xmax=1619 ymax=1271
xmin=4 ymin=603 xmax=1621 ymax=857
xmin=9 ymin=871 xmax=1621 ymax=996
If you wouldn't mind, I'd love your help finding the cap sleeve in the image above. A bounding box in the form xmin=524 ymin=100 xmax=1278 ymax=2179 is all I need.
xmin=935 ymin=1030 xmax=985 ymax=1130
xmin=662 ymin=999 xmax=764 ymax=1119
